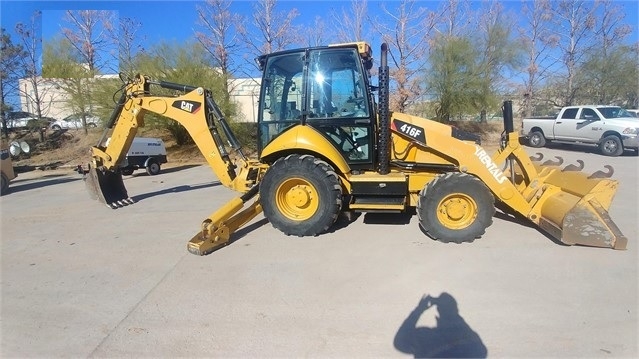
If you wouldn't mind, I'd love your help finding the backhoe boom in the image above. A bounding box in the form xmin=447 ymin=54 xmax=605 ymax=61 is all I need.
xmin=86 ymin=74 xmax=267 ymax=254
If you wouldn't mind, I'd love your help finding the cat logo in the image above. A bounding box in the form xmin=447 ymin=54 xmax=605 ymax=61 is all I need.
xmin=172 ymin=100 xmax=201 ymax=114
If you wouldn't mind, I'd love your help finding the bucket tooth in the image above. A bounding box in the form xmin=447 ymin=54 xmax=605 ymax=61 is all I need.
xmin=530 ymin=152 xmax=544 ymax=162
xmin=85 ymin=165 xmax=130 ymax=209
xmin=542 ymin=156 xmax=564 ymax=166
xmin=562 ymin=160 xmax=585 ymax=172
xmin=588 ymin=165 xmax=614 ymax=179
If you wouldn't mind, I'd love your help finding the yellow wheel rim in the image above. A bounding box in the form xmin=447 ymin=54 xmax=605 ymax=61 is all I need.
xmin=276 ymin=177 xmax=319 ymax=221
xmin=436 ymin=193 xmax=478 ymax=229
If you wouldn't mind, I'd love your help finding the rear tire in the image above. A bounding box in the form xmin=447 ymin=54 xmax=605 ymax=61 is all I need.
xmin=599 ymin=135 xmax=623 ymax=156
xmin=146 ymin=161 xmax=161 ymax=175
xmin=417 ymin=172 xmax=495 ymax=243
xmin=121 ymin=168 xmax=134 ymax=176
xmin=260 ymin=154 xmax=342 ymax=236
xmin=528 ymin=130 xmax=546 ymax=148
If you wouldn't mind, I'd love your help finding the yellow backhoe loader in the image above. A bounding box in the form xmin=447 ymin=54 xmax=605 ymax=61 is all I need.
xmin=85 ymin=42 xmax=627 ymax=255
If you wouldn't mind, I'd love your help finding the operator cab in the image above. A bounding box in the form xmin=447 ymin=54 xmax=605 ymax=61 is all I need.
xmin=257 ymin=42 xmax=376 ymax=169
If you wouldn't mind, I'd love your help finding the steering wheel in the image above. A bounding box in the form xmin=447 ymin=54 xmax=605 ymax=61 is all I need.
xmin=332 ymin=127 xmax=363 ymax=159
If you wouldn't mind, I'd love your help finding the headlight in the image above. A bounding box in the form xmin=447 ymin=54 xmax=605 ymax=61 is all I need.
xmin=622 ymin=127 xmax=638 ymax=134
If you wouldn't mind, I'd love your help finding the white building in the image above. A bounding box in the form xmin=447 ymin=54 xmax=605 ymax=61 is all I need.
xmin=19 ymin=75 xmax=262 ymax=123
xmin=228 ymin=78 xmax=261 ymax=123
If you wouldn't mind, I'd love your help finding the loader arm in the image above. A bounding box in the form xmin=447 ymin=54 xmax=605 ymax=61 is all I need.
xmin=388 ymin=107 xmax=627 ymax=250
xmin=86 ymin=74 xmax=268 ymax=255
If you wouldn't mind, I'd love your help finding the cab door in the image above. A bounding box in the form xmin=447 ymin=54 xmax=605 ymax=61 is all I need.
xmin=305 ymin=47 xmax=375 ymax=170
xmin=553 ymin=107 xmax=601 ymax=142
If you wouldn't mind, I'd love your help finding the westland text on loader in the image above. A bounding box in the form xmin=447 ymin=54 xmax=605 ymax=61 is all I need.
xmin=85 ymin=42 xmax=627 ymax=255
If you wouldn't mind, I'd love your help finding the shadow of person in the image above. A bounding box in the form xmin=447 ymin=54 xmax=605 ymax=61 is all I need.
xmin=394 ymin=293 xmax=487 ymax=358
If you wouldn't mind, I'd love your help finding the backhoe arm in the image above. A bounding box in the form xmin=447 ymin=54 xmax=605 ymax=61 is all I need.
xmin=86 ymin=74 xmax=267 ymax=255
xmin=91 ymin=74 xmax=261 ymax=192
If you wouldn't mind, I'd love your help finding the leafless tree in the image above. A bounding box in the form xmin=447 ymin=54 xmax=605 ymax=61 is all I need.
xmin=56 ymin=10 xmax=116 ymax=133
xmin=373 ymin=0 xmax=440 ymax=113
xmin=1 ymin=29 xmax=26 ymax=137
xmin=575 ymin=0 xmax=635 ymax=105
xmin=195 ymin=0 xmax=243 ymax=100
xmin=303 ymin=16 xmax=328 ymax=47
xmin=594 ymin=0 xmax=632 ymax=57
xmin=15 ymin=11 xmax=60 ymax=140
xmin=545 ymin=0 xmax=597 ymax=106
xmin=518 ymin=0 xmax=556 ymax=117
xmin=434 ymin=0 xmax=472 ymax=38
xmin=237 ymin=0 xmax=301 ymax=74
xmin=331 ymin=0 xmax=369 ymax=42
xmin=195 ymin=0 xmax=241 ymax=79
xmin=117 ymin=17 xmax=145 ymax=75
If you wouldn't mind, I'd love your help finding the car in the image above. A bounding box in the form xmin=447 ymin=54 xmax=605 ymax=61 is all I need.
xmin=50 ymin=113 xmax=101 ymax=130
xmin=626 ymin=109 xmax=639 ymax=118
xmin=522 ymin=105 xmax=639 ymax=156
xmin=1 ymin=111 xmax=55 ymax=130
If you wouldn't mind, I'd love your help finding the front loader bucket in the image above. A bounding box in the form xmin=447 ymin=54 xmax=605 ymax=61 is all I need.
xmin=85 ymin=165 xmax=133 ymax=209
xmin=530 ymin=162 xmax=627 ymax=250
xmin=562 ymin=199 xmax=627 ymax=249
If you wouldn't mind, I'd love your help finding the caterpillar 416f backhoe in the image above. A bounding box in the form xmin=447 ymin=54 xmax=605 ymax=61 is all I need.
xmin=86 ymin=42 xmax=627 ymax=255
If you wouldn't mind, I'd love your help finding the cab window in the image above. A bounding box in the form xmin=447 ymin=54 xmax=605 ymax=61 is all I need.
xmin=258 ymin=52 xmax=304 ymax=149
xmin=308 ymin=49 xmax=370 ymax=118
xmin=307 ymin=48 xmax=372 ymax=165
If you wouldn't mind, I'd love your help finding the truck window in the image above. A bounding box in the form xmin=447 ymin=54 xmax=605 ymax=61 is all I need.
xmin=561 ymin=108 xmax=579 ymax=119
xmin=598 ymin=107 xmax=626 ymax=119
xmin=580 ymin=108 xmax=599 ymax=120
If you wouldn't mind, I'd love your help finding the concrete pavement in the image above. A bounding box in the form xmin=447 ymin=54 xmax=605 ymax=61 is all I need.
xmin=1 ymin=147 xmax=637 ymax=357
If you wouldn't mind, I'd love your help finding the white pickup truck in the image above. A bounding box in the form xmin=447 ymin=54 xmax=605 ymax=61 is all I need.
xmin=522 ymin=105 xmax=639 ymax=156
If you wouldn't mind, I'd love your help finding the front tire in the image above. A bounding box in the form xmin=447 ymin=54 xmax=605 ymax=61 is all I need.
xmin=528 ymin=130 xmax=546 ymax=148
xmin=599 ymin=135 xmax=623 ymax=156
xmin=260 ymin=154 xmax=342 ymax=236
xmin=417 ymin=172 xmax=495 ymax=243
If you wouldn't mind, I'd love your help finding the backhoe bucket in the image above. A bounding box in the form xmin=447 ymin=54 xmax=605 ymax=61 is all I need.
xmin=531 ymin=162 xmax=627 ymax=250
xmin=85 ymin=165 xmax=133 ymax=209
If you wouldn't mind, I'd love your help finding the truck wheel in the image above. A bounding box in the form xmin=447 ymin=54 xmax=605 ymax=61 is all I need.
xmin=417 ymin=172 xmax=495 ymax=243
xmin=599 ymin=135 xmax=623 ymax=156
xmin=260 ymin=154 xmax=342 ymax=236
xmin=121 ymin=168 xmax=134 ymax=176
xmin=1 ymin=173 xmax=8 ymax=196
xmin=146 ymin=161 xmax=161 ymax=175
xmin=528 ymin=130 xmax=546 ymax=148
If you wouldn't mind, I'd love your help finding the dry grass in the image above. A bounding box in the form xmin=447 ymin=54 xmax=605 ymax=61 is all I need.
xmin=9 ymin=127 xmax=206 ymax=170
xmin=450 ymin=120 xmax=507 ymax=152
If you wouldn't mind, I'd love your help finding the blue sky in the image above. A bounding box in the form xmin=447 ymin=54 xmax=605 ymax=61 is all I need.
xmin=3 ymin=0 xmax=637 ymax=44
xmin=1 ymin=0 xmax=637 ymax=77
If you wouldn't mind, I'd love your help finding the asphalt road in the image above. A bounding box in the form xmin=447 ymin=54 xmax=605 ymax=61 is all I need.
xmin=1 ymin=146 xmax=637 ymax=358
